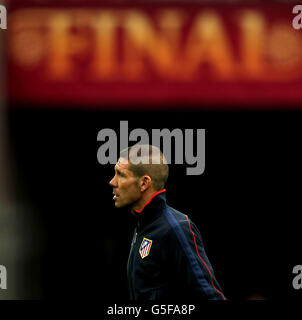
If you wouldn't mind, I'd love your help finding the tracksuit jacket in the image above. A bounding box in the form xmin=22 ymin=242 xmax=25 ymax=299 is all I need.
xmin=127 ymin=189 xmax=226 ymax=300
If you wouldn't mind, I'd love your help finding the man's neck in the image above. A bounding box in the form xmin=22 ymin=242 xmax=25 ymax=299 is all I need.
xmin=131 ymin=189 xmax=157 ymax=214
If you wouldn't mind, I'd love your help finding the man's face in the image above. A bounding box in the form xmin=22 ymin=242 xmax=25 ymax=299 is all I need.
xmin=109 ymin=158 xmax=141 ymax=208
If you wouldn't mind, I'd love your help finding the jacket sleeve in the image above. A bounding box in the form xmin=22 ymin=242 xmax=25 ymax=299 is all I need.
xmin=163 ymin=215 xmax=226 ymax=300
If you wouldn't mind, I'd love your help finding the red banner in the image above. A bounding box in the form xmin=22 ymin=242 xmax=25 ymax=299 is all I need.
xmin=7 ymin=2 xmax=302 ymax=108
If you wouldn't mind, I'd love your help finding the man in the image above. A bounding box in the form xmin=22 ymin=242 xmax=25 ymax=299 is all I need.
xmin=109 ymin=144 xmax=226 ymax=300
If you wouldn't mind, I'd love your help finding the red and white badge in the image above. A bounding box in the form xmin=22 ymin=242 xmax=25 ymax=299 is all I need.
xmin=139 ymin=238 xmax=152 ymax=259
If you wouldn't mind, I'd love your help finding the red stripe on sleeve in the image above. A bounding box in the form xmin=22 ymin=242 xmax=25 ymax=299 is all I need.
xmin=185 ymin=215 xmax=226 ymax=300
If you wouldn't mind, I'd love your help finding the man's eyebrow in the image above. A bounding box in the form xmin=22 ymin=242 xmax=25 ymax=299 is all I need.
xmin=114 ymin=167 xmax=123 ymax=175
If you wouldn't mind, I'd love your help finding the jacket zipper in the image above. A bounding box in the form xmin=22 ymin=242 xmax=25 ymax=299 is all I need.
xmin=127 ymin=228 xmax=138 ymax=299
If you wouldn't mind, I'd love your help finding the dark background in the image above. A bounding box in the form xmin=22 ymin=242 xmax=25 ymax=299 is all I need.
xmin=6 ymin=108 xmax=301 ymax=300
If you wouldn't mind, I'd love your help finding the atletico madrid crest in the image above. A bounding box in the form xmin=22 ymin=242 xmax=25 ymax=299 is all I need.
xmin=139 ymin=238 xmax=152 ymax=259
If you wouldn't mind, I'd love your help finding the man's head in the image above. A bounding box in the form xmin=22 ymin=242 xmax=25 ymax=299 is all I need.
xmin=109 ymin=145 xmax=169 ymax=211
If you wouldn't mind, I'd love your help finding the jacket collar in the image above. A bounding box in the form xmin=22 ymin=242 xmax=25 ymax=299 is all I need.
xmin=134 ymin=189 xmax=167 ymax=230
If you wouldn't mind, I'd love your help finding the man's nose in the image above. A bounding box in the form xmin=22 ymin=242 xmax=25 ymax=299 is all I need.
xmin=109 ymin=175 xmax=117 ymax=187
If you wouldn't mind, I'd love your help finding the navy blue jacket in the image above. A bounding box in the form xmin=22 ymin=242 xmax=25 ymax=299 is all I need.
xmin=127 ymin=190 xmax=226 ymax=301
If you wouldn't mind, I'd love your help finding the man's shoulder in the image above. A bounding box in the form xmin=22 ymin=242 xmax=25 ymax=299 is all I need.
xmin=151 ymin=206 xmax=186 ymax=239
xmin=160 ymin=206 xmax=194 ymax=236
xmin=162 ymin=206 xmax=202 ymax=239
xmin=164 ymin=205 xmax=191 ymax=225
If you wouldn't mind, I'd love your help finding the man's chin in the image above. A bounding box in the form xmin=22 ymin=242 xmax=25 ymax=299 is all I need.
xmin=114 ymin=201 xmax=122 ymax=208
xmin=114 ymin=200 xmax=126 ymax=208
xmin=114 ymin=200 xmax=132 ymax=210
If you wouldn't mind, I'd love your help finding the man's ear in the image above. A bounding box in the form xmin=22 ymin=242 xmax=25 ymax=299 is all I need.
xmin=140 ymin=175 xmax=152 ymax=192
